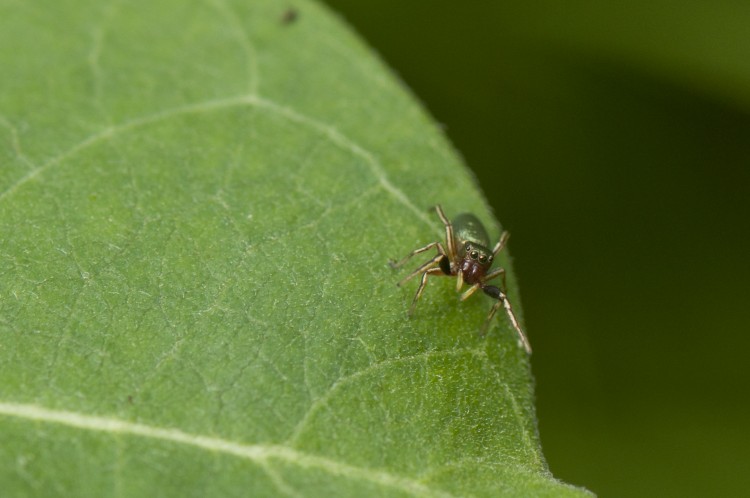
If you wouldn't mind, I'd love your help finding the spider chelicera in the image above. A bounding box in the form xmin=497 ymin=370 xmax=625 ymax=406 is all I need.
xmin=389 ymin=205 xmax=532 ymax=354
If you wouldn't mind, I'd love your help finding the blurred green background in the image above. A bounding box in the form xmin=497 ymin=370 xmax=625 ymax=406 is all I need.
xmin=323 ymin=1 xmax=750 ymax=496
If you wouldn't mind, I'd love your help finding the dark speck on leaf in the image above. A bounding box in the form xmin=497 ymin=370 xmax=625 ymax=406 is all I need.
xmin=282 ymin=7 xmax=298 ymax=25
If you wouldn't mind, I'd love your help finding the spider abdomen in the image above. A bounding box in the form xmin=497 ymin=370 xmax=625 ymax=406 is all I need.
xmin=452 ymin=213 xmax=491 ymax=251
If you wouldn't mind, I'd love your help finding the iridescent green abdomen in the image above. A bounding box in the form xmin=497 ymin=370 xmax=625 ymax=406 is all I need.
xmin=453 ymin=213 xmax=491 ymax=254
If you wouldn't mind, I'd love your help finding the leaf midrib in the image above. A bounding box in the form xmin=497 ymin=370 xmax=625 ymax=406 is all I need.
xmin=0 ymin=401 xmax=456 ymax=498
xmin=0 ymin=346 xmax=536 ymax=497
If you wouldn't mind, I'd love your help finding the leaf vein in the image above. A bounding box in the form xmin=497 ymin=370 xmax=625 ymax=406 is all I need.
xmin=204 ymin=0 xmax=259 ymax=94
xmin=0 ymin=115 xmax=34 ymax=169
xmin=0 ymin=402 xmax=457 ymax=498
xmin=0 ymin=94 xmax=432 ymax=234
xmin=287 ymin=347 xmax=487 ymax=444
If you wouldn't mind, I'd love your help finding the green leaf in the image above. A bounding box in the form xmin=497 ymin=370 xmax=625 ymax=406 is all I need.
xmin=0 ymin=0 xmax=590 ymax=496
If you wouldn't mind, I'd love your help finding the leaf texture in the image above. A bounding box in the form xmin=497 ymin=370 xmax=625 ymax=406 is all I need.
xmin=0 ymin=0 xmax=590 ymax=496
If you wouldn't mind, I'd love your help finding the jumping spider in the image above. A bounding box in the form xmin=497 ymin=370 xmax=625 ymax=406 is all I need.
xmin=389 ymin=205 xmax=532 ymax=353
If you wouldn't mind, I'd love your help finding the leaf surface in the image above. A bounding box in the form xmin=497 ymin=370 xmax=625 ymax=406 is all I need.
xmin=0 ymin=0 xmax=589 ymax=496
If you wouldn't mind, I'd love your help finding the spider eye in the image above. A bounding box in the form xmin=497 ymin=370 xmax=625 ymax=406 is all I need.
xmin=488 ymin=255 xmax=494 ymax=263
xmin=470 ymin=250 xmax=479 ymax=260
xmin=479 ymin=254 xmax=487 ymax=263
xmin=465 ymin=243 xmax=472 ymax=251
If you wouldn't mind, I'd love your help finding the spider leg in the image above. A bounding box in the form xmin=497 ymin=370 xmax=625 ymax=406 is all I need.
xmin=435 ymin=205 xmax=457 ymax=263
xmin=408 ymin=267 xmax=445 ymax=316
xmin=481 ymin=285 xmax=532 ymax=354
xmin=459 ymin=283 xmax=480 ymax=301
xmin=389 ymin=241 xmax=443 ymax=269
xmin=397 ymin=251 xmax=445 ymax=287
xmin=491 ymin=231 xmax=510 ymax=257
xmin=483 ymin=267 xmax=507 ymax=292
